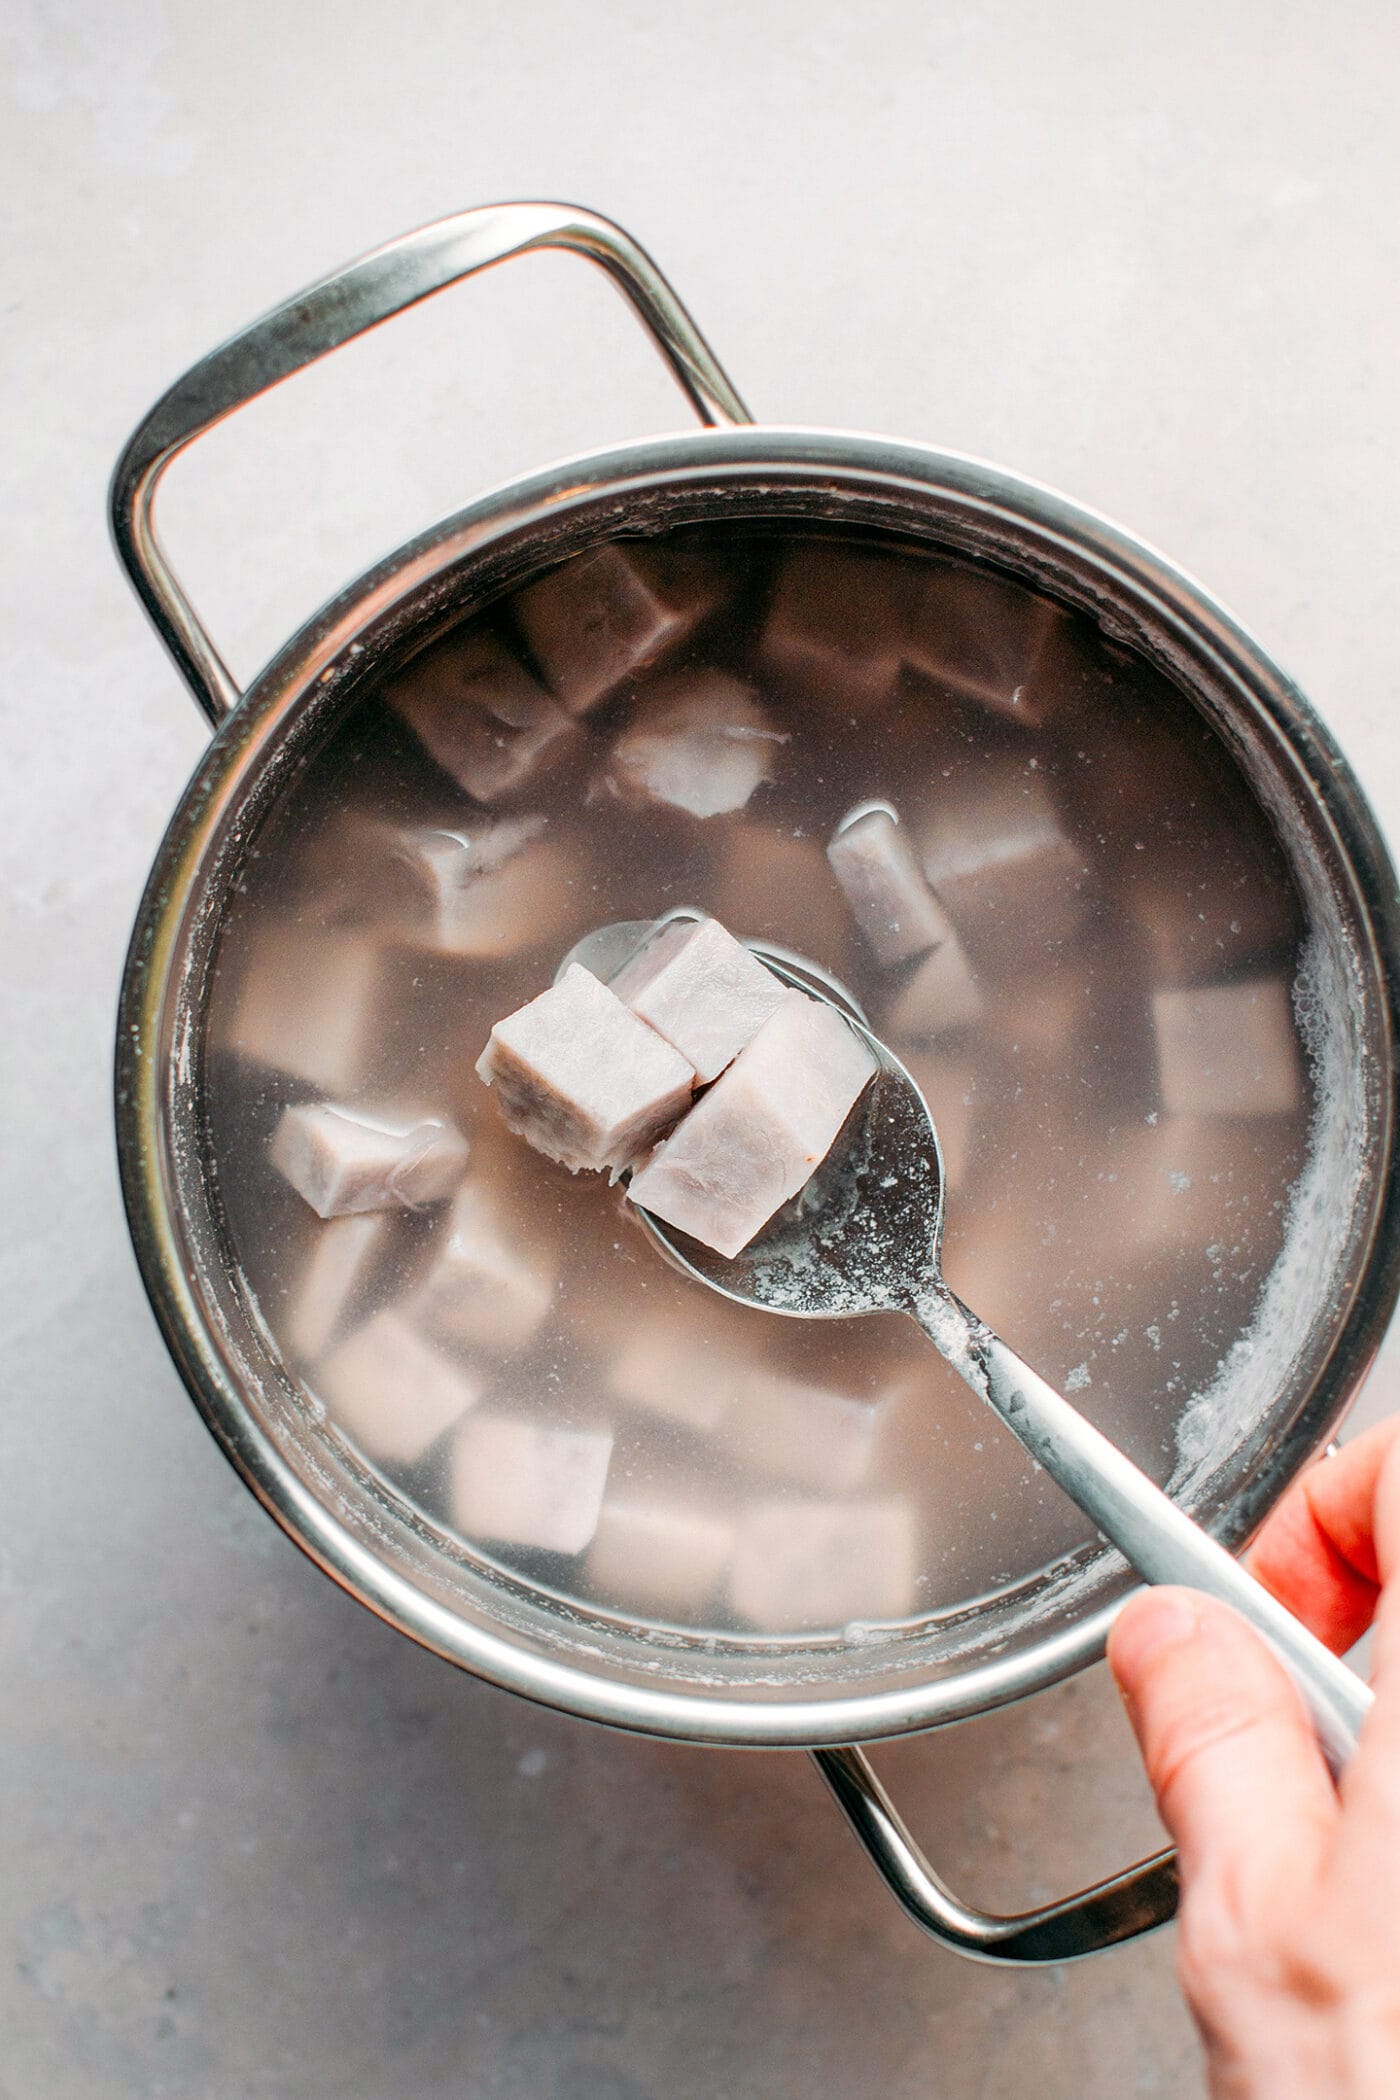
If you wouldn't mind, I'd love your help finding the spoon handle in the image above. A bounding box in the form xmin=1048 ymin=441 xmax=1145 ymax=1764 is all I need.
xmin=913 ymin=1292 xmax=1372 ymax=1774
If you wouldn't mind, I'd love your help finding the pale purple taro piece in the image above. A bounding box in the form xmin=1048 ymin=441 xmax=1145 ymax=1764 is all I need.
xmin=918 ymin=760 xmax=1086 ymax=967
xmin=1152 ymin=977 xmax=1302 ymax=1118
xmin=715 ymin=1368 xmax=883 ymax=1492
xmin=386 ymin=815 xmax=577 ymax=960
xmin=756 ymin=542 xmax=908 ymax=715
xmin=299 ymin=809 xmax=577 ymax=961
xmin=450 ymin=1414 xmax=614 ymax=1554
xmin=884 ymin=936 xmax=984 ymax=1043
xmin=607 ymin=1305 xmax=752 ymax=1434
xmin=409 ymin=1182 xmax=556 ymax=1356
xmin=729 ymin=1497 xmax=920 ymax=1631
xmin=283 ymin=1213 xmax=390 ymax=1364
xmin=585 ymin=1490 xmax=734 ymax=1613
xmin=599 ymin=671 xmax=785 ymax=818
xmin=270 ymin=1102 xmax=471 ymax=1218
xmin=390 ymin=625 xmax=578 ymax=804
xmin=826 ymin=803 xmax=956 ymax=968
xmin=476 ymin=963 xmax=696 ymax=1175
xmin=610 ymin=916 xmax=787 ymax=1083
xmin=902 ymin=564 xmax=1068 ymax=727
xmin=627 ymin=988 xmax=877 ymax=1258
xmin=510 ymin=543 xmax=723 ymax=717
xmin=229 ymin=928 xmax=385 ymax=1093
xmin=315 ymin=1308 xmax=480 ymax=1466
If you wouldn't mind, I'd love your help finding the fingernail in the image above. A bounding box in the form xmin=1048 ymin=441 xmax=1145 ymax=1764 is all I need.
xmin=1108 ymin=1589 xmax=1201 ymax=1682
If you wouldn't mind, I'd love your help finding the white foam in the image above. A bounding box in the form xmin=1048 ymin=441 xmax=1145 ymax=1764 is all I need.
xmin=1170 ymin=927 xmax=1369 ymax=1487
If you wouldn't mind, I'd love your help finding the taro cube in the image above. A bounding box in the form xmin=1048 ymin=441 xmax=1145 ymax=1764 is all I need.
xmin=315 ymin=1309 xmax=480 ymax=1465
xmin=718 ymin=1370 xmax=883 ymax=1491
xmin=610 ymin=916 xmax=787 ymax=1083
xmin=903 ymin=563 xmax=1069 ymax=727
xmin=883 ymin=936 xmax=984 ymax=1043
xmin=388 ymin=816 xmax=579 ymax=960
xmin=757 ymin=542 xmax=908 ymax=715
xmin=411 ymin=1182 xmax=555 ymax=1354
xmin=627 ymin=989 xmax=876 ymax=1258
xmin=477 ymin=963 xmax=695 ymax=1175
xmin=283 ymin=1213 xmax=389 ymax=1364
xmin=270 ymin=1101 xmax=470 ymax=1218
xmin=1152 ymin=977 xmax=1303 ymax=1118
xmin=827 ymin=802 xmax=955 ymax=967
xmin=608 ymin=1304 xmax=756 ymax=1433
xmin=226 ymin=929 xmax=384 ymax=1093
xmin=919 ymin=762 xmax=1087 ymax=968
xmin=599 ymin=671 xmax=784 ymax=817
xmin=730 ymin=1498 xmax=919 ymax=1631
xmin=585 ymin=1490 xmax=734 ymax=1613
xmin=391 ymin=624 xmax=578 ymax=804
xmin=1088 ymin=1115 xmax=1300 ymax=1260
xmin=713 ymin=823 xmax=855 ymax=967
xmin=511 ymin=542 xmax=723 ymax=716
xmin=1123 ymin=862 xmax=1301 ymax=989
xmin=450 ymin=1413 xmax=614 ymax=1554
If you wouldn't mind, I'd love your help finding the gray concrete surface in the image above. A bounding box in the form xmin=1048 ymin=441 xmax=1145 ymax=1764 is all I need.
xmin=5 ymin=2 xmax=1400 ymax=2093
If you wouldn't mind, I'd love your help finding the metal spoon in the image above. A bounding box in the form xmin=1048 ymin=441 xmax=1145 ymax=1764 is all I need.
xmin=634 ymin=950 xmax=1372 ymax=1773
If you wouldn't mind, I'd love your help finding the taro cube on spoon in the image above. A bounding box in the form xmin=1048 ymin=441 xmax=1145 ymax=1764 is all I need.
xmin=476 ymin=961 xmax=695 ymax=1175
xmin=610 ymin=913 xmax=787 ymax=1081
xmin=632 ymin=949 xmax=1373 ymax=1776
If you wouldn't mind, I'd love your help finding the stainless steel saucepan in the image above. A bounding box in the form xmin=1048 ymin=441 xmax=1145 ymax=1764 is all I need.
xmin=111 ymin=202 xmax=1400 ymax=1963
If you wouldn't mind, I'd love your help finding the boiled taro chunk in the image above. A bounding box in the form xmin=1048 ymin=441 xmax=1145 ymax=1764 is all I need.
xmin=315 ymin=1309 xmax=480 ymax=1466
xmin=271 ymin=1102 xmax=470 ymax=1218
xmin=386 ymin=814 xmax=578 ymax=960
xmin=729 ymin=1497 xmax=919 ymax=1631
xmin=228 ymin=929 xmax=386 ymax=1093
xmin=918 ymin=759 xmax=1087 ymax=968
xmin=884 ymin=936 xmax=983 ymax=1042
xmin=757 ymin=542 xmax=908 ymax=715
xmin=599 ymin=671 xmax=784 ymax=818
xmin=283 ymin=1213 xmax=389 ymax=1364
xmin=585 ymin=1489 xmax=734 ymax=1613
xmin=476 ymin=963 xmax=695 ymax=1175
xmin=450 ymin=1414 xmax=614 ymax=1554
xmin=827 ymin=801 xmax=955 ymax=967
xmin=627 ymin=988 xmax=876 ymax=1257
xmin=410 ymin=1182 xmax=556 ymax=1356
xmin=903 ymin=563 xmax=1069 ymax=728
xmin=1151 ymin=977 xmax=1303 ymax=1118
xmin=610 ymin=916 xmax=787 ymax=1083
xmin=510 ymin=541 xmax=723 ymax=716
xmin=390 ymin=624 xmax=577 ymax=805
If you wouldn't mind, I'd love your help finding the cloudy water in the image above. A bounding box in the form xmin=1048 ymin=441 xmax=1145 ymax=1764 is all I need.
xmin=202 ymin=522 xmax=1310 ymax=1643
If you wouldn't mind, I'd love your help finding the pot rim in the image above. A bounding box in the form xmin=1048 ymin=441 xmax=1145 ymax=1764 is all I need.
xmin=116 ymin=424 xmax=1400 ymax=1746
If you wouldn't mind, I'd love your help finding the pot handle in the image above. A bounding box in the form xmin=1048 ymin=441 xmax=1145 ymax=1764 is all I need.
xmin=109 ymin=201 xmax=753 ymax=727
xmin=813 ymin=1745 xmax=1179 ymax=1963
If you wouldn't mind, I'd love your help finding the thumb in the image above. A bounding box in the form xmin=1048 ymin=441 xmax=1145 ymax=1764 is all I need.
xmin=1108 ymin=1587 xmax=1338 ymax=1886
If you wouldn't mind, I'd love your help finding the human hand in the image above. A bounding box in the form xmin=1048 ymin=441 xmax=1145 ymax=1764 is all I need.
xmin=1107 ymin=1414 xmax=1400 ymax=2098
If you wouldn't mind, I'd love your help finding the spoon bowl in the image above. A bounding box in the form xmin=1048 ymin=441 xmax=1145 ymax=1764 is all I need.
xmin=636 ymin=972 xmax=947 ymax=1323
